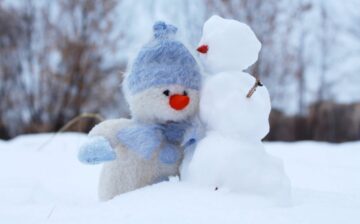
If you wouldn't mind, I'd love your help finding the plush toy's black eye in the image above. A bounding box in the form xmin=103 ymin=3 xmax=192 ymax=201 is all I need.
xmin=163 ymin=90 xmax=170 ymax=96
xmin=183 ymin=91 xmax=188 ymax=96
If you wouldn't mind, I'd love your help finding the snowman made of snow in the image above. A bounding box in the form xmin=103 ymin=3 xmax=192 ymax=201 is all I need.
xmin=184 ymin=15 xmax=291 ymax=204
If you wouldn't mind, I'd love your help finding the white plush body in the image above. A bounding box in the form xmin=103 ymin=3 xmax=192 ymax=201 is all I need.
xmin=127 ymin=86 xmax=199 ymax=123
xmin=89 ymin=119 xmax=182 ymax=201
xmin=184 ymin=15 xmax=291 ymax=204
xmin=91 ymin=85 xmax=199 ymax=201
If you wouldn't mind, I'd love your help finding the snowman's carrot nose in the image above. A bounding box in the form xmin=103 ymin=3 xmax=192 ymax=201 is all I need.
xmin=197 ymin=45 xmax=208 ymax=54
xmin=169 ymin=94 xmax=190 ymax=110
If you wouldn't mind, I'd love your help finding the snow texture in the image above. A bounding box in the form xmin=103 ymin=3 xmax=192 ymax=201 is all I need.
xmin=1 ymin=134 xmax=360 ymax=224
xmin=184 ymin=16 xmax=290 ymax=204
xmin=199 ymin=72 xmax=271 ymax=141
xmin=198 ymin=15 xmax=261 ymax=73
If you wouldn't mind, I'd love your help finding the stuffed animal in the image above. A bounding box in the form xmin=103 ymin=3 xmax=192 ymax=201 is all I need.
xmin=78 ymin=22 xmax=202 ymax=201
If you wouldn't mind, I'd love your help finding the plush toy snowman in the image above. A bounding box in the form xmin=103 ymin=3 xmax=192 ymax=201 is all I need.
xmin=184 ymin=15 xmax=291 ymax=204
xmin=78 ymin=22 xmax=202 ymax=201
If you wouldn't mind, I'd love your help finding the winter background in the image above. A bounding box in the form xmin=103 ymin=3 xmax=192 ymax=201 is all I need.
xmin=1 ymin=0 xmax=360 ymax=223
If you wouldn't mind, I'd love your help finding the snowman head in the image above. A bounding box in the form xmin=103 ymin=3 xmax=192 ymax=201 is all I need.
xmin=124 ymin=22 xmax=202 ymax=123
xmin=197 ymin=15 xmax=261 ymax=73
xmin=200 ymin=72 xmax=271 ymax=141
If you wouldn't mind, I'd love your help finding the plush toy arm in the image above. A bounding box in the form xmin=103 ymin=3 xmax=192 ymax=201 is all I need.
xmin=117 ymin=124 xmax=163 ymax=160
xmin=181 ymin=117 xmax=205 ymax=149
xmin=78 ymin=136 xmax=116 ymax=165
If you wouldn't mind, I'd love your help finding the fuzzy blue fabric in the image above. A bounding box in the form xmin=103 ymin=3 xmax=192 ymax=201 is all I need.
xmin=126 ymin=21 xmax=201 ymax=95
xmin=159 ymin=144 xmax=180 ymax=164
xmin=78 ymin=121 xmax=201 ymax=165
xmin=117 ymin=124 xmax=162 ymax=159
xmin=160 ymin=121 xmax=189 ymax=144
xmin=116 ymin=121 xmax=196 ymax=164
xmin=78 ymin=136 xmax=117 ymax=164
xmin=181 ymin=118 xmax=205 ymax=149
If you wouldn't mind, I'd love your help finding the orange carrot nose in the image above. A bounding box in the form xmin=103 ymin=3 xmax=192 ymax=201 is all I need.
xmin=169 ymin=94 xmax=190 ymax=110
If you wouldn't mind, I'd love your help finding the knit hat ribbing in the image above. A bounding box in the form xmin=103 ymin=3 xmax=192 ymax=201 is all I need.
xmin=126 ymin=21 xmax=201 ymax=95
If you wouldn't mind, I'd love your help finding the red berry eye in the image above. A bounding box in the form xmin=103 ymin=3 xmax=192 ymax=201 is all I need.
xmin=197 ymin=45 xmax=208 ymax=54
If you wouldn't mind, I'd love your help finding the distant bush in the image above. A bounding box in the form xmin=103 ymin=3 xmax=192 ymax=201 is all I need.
xmin=267 ymin=102 xmax=360 ymax=142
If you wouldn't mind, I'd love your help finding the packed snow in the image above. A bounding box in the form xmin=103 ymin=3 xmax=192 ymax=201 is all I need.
xmin=1 ymin=133 xmax=360 ymax=224
xmin=197 ymin=15 xmax=261 ymax=73
xmin=184 ymin=15 xmax=291 ymax=205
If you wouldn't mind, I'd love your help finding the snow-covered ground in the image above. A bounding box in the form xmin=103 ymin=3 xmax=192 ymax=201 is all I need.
xmin=0 ymin=133 xmax=359 ymax=224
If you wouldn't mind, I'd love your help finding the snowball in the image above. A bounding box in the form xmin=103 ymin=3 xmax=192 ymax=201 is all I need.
xmin=186 ymin=131 xmax=291 ymax=205
xmin=198 ymin=15 xmax=261 ymax=73
xmin=200 ymin=71 xmax=271 ymax=141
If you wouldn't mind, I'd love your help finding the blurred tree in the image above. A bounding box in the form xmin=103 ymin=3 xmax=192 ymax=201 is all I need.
xmin=205 ymin=0 xmax=296 ymax=111
xmin=0 ymin=0 xmax=127 ymax=137
xmin=205 ymin=0 xmax=360 ymax=142
xmin=1 ymin=0 xmax=360 ymax=141
xmin=0 ymin=3 xmax=27 ymax=138
xmin=34 ymin=0 xmax=126 ymax=131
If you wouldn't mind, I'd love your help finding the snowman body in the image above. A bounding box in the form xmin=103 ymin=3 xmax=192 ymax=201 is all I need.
xmin=187 ymin=72 xmax=290 ymax=203
xmin=184 ymin=16 xmax=291 ymax=204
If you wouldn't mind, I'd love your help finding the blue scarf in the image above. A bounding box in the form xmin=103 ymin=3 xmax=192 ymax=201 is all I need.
xmin=78 ymin=120 xmax=202 ymax=165
xmin=117 ymin=121 xmax=194 ymax=164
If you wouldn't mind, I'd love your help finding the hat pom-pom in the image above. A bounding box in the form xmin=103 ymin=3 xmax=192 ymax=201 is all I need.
xmin=153 ymin=21 xmax=177 ymax=39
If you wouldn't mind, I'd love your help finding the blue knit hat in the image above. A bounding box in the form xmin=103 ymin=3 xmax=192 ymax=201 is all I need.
xmin=126 ymin=21 xmax=201 ymax=95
